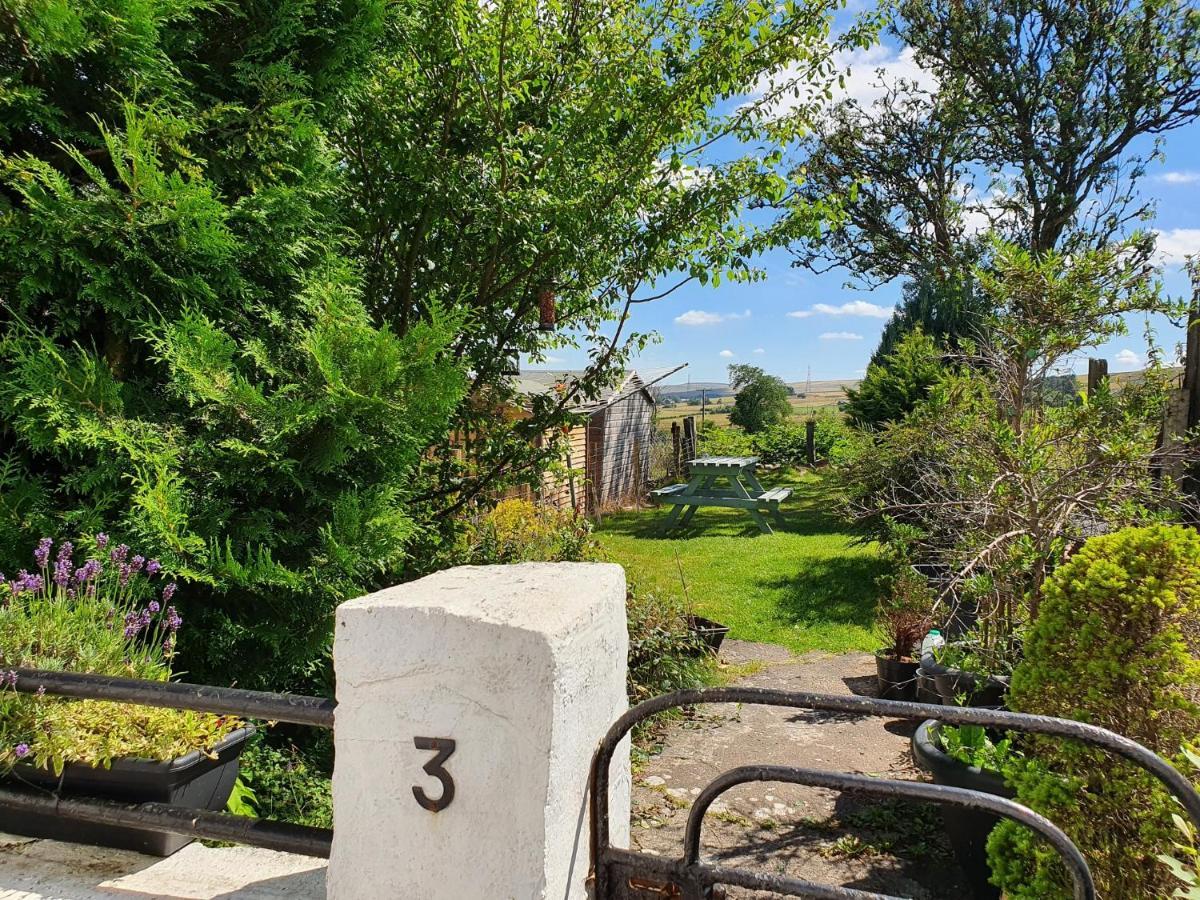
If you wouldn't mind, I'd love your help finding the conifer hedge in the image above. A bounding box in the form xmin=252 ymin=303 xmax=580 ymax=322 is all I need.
xmin=0 ymin=2 xmax=464 ymax=689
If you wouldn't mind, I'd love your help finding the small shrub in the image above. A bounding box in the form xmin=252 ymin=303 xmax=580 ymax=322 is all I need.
xmin=697 ymin=421 xmax=753 ymax=457
xmin=626 ymin=587 xmax=706 ymax=704
xmin=875 ymin=566 xmax=933 ymax=659
xmin=237 ymin=732 xmax=333 ymax=828
xmin=751 ymin=422 xmax=808 ymax=467
xmin=988 ymin=525 xmax=1200 ymax=899
xmin=0 ymin=535 xmax=240 ymax=773
xmin=461 ymin=499 xmax=599 ymax=564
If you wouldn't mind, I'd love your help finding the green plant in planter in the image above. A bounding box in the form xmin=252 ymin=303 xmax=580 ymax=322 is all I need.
xmin=876 ymin=566 xmax=933 ymax=660
xmin=937 ymin=724 xmax=1017 ymax=772
xmin=0 ymin=536 xmax=241 ymax=774
xmin=987 ymin=525 xmax=1200 ymax=899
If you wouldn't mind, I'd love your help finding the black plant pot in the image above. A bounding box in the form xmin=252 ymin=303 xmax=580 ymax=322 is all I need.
xmin=932 ymin=670 xmax=1009 ymax=708
xmin=920 ymin=654 xmax=1010 ymax=708
xmin=687 ymin=615 xmax=731 ymax=655
xmin=0 ymin=726 xmax=254 ymax=856
xmin=915 ymin=667 xmax=942 ymax=705
xmin=874 ymin=650 xmax=919 ymax=701
xmin=912 ymin=719 xmax=1013 ymax=899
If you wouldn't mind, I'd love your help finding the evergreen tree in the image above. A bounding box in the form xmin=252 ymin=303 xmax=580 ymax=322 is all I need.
xmin=870 ymin=273 xmax=991 ymax=369
xmin=844 ymin=330 xmax=944 ymax=429
xmin=0 ymin=2 xmax=464 ymax=690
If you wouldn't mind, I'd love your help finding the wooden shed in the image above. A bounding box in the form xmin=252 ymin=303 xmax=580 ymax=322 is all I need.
xmin=515 ymin=367 xmax=684 ymax=516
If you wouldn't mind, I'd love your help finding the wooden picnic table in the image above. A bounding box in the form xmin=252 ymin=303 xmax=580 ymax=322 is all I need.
xmin=649 ymin=455 xmax=792 ymax=534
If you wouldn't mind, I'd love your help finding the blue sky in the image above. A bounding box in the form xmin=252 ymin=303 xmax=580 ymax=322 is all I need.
xmin=531 ymin=35 xmax=1200 ymax=385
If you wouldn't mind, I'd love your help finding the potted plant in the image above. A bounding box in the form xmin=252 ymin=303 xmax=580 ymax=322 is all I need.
xmin=911 ymin=719 xmax=1016 ymax=899
xmin=0 ymin=535 xmax=251 ymax=855
xmin=874 ymin=567 xmax=933 ymax=701
xmin=921 ymin=634 xmax=1016 ymax=708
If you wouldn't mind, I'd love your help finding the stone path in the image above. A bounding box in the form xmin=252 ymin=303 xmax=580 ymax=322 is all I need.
xmin=628 ymin=641 xmax=969 ymax=898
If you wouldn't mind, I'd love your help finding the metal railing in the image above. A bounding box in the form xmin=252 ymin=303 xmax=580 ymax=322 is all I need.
xmin=589 ymin=687 xmax=1200 ymax=900
xmin=1 ymin=668 xmax=335 ymax=858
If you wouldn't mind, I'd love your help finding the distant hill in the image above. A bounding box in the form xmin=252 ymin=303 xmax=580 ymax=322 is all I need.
xmin=787 ymin=379 xmax=861 ymax=397
xmin=654 ymin=382 xmax=734 ymax=402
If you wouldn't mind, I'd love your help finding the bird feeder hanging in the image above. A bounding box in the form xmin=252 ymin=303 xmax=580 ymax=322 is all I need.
xmin=538 ymin=284 xmax=557 ymax=332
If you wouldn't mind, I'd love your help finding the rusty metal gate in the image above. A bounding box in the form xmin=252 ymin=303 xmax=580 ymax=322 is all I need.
xmin=588 ymin=687 xmax=1200 ymax=900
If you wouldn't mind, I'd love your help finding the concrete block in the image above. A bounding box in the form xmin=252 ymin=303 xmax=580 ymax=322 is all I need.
xmin=329 ymin=562 xmax=630 ymax=900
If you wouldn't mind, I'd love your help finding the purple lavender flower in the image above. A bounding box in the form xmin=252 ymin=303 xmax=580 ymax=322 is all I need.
xmin=13 ymin=571 xmax=43 ymax=595
xmin=4 ymin=670 xmax=17 ymax=688
xmin=56 ymin=541 xmax=73 ymax=563
xmin=96 ymin=532 xmax=109 ymax=550
xmin=53 ymin=559 xmax=71 ymax=589
xmin=165 ymin=606 xmax=182 ymax=632
xmin=138 ymin=609 xmax=152 ymax=628
xmin=146 ymin=559 xmax=162 ymax=576
xmin=162 ymin=638 xmax=174 ymax=654
xmin=118 ymin=563 xmax=131 ymax=587
xmin=148 ymin=600 xmax=161 ymax=613
xmin=110 ymin=543 xmax=129 ymax=564
xmin=33 ymin=538 xmax=52 ymax=569
xmin=14 ymin=743 xmax=29 ymax=759
xmin=162 ymin=582 xmax=177 ymax=603
xmin=123 ymin=624 xmax=140 ymax=639
xmin=130 ymin=555 xmax=145 ymax=574
xmin=35 ymin=686 xmax=45 ymax=698
xmin=74 ymin=559 xmax=102 ymax=586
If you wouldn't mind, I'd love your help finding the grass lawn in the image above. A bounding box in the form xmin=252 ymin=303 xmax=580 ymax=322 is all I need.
xmin=595 ymin=469 xmax=885 ymax=655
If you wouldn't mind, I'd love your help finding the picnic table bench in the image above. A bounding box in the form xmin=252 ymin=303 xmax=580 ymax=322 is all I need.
xmin=649 ymin=455 xmax=791 ymax=534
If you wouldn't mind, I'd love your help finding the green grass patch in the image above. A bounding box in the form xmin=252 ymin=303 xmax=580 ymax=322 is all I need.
xmin=596 ymin=470 xmax=884 ymax=655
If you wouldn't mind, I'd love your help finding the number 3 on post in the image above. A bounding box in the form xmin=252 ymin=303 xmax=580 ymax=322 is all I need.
xmin=412 ymin=737 xmax=456 ymax=812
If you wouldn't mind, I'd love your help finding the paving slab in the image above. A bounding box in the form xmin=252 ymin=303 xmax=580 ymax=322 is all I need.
xmin=628 ymin=640 xmax=970 ymax=898
xmin=0 ymin=834 xmax=324 ymax=899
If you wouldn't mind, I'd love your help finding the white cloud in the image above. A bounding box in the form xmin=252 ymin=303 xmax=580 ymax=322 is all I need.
xmin=753 ymin=348 xmax=765 ymax=354
xmin=744 ymin=44 xmax=937 ymax=120
xmin=1158 ymin=171 xmax=1200 ymax=185
xmin=675 ymin=308 xmax=751 ymax=326
xmin=788 ymin=300 xmax=894 ymax=320
xmin=1114 ymin=349 xmax=1142 ymax=371
xmin=820 ymin=331 xmax=864 ymax=341
xmin=719 ymin=349 xmax=735 ymax=358
xmin=1154 ymin=229 xmax=1200 ymax=266
xmin=835 ymin=45 xmax=937 ymax=109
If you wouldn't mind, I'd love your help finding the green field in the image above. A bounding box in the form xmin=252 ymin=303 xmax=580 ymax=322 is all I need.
xmin=656 ymin=393 xmax=847 ymax=433
xmin=595 ymin=470 xmax=885 ymax=655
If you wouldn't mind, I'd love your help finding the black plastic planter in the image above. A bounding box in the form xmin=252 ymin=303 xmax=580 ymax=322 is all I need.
xmin=911 ymin=719 xmax=1012 ymax=899
xmin=687 ymin=615 xmax=731 ymax=655
xmin=0 ymin=726 xmax=254 ymax=856
xmin=920 ymin=653 xmax=1009 ymax=708
xmin=915 ymin=667 xmax=942 ymax=705
xmin=874 ymin=651 xmax=919 ymax=701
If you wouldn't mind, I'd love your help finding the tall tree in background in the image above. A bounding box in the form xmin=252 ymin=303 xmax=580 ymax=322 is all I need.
xmin=869 ymin=273 xmax=989 ymax=367
xmin=340 ymin=0 xmax=865 ymax=517
xmin=0 ymin=2 xmax=465 ymax=690
xmin=728 ymin=364 xmax=793 ymax=433
xmin=788 ymin=0 xmax=1200 ymax=359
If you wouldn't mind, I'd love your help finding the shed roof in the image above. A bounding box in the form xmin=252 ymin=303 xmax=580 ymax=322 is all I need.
xmin=515 ymin=365 xmax=685 ymax=412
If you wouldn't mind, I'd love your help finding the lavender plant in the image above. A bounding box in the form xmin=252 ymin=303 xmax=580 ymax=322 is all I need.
xmin=0 ymin=536 xmax=240 ymax=774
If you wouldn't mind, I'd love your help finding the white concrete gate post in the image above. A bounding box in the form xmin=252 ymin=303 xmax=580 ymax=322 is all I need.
xmin=328 ymin=562 xmax=631 ymax=899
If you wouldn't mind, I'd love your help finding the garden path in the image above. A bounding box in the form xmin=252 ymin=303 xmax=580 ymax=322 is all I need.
xmin=629 ymin=640 xmax=969 ymax=898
